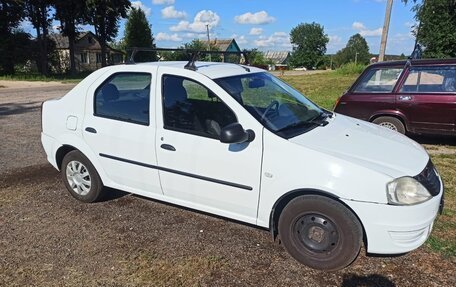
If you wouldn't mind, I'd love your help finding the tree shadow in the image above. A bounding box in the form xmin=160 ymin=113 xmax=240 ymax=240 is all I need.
xmin=341 ymin=274 xmax=396 ymax=287
xmin=0 ymin=102 xmax=41 ymax=116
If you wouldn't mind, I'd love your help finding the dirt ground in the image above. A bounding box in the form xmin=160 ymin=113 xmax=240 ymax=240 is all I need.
xmin=1 ymin=81 xmax=455 ymax=287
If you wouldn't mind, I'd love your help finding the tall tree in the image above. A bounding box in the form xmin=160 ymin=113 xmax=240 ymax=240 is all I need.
xmin=289 ymin=22 xmax=329 ymax=69
xmin=334 ymin=33 xmax=370 ymax=66
xmin=25 ymin=0 xmax=52 ymax=75
xmin=54 ymin=0 xmax=86 ymax=75
xmin=124 ymin=7 xmax=156 ymax=62
xmin=86 ymin=0 xmax=130 ymax=67
xmin=0 ymin=0 xmax=26 ymax=74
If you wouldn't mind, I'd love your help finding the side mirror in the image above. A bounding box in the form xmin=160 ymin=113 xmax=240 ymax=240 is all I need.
xmin=220 ymin=123 xmax=255 ymax=144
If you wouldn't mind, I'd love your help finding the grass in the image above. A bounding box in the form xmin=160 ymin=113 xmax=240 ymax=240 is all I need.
xmin=0 ymin=72 xmax=88 ymax=83
xmin=281 ymin=72 xmax=358 ymax=109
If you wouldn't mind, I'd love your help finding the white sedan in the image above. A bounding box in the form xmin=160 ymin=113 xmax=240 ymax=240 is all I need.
xmin=41 ymin=60 xmax=444 ymax=271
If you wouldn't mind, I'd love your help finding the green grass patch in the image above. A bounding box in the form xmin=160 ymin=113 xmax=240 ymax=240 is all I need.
xmin=281 ymin=72 xmax=359 ymax=110
xmin=335 ymin=62 xmax=367 ymax=75
xmin=0 ymin=72 xmax=88 ymax=83
xmin=426 ymin=153 xmax=456 ymax=258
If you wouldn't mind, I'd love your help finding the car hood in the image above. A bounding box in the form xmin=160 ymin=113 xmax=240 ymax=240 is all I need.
xmin=289 ymin=114 xmax=429 ymax=178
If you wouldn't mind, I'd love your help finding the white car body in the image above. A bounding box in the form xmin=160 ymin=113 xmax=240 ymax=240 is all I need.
xmin=41 ymin=62 xmax=443 ymax=257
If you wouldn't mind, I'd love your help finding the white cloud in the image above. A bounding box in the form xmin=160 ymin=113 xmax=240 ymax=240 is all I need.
xmin=170 ymin=10 xmax=220 ymax=33
xmin=152 ymin=0 xmax=174 ymax=5
xmin=352 ymin=21 xmax=382 ymax=37
xmin=234 ymin=35 xmax=248 ymax=45
xmin=156 ymin=32 xmax=183 ymax=42
xmin=234 ymin=11 xmax=275 ymax=25
xmin=131 ymin=1 xmax=152 ymax=16
xmin=249 ymin=27 xmax=263 ymax=35
xmin=254 ymin=31 xmax=291 ymax=49
xmin=161 ymin=6 xmax=186 ymax=19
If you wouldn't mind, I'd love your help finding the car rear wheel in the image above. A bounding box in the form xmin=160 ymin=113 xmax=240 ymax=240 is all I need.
xmin=278 ymin=195 xmax=362 ymax=271
xmin=372 ymin=116 xmax=406 ymax=134
xmin=61 ymin=150 xmax=104 ymax=203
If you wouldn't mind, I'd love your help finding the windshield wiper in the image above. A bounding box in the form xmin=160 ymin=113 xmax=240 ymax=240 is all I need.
xmin=276 ymin=112 xmax=329 ymax=133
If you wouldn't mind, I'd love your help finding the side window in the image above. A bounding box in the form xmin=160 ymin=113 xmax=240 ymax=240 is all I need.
xmin=400 ymin=66 xmax=456 ymax=93
xmin=353 ymin=68 xmax=402 ymax=93
xmin=94 ymin=73 xmax=151 ymax=125
xmin=162 ymin=75 xmax=237 ymax=138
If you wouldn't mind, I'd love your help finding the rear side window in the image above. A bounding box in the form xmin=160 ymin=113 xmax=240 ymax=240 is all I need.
xmin=400 ymin=66 xmax=456 ymax=93
xmin=162 ymin=75 xmax=237 ymax=138
xmin=353 ymin=68 xmax=402 ymax=93
xmin=94 ymin=73 xmax=151 ymax=125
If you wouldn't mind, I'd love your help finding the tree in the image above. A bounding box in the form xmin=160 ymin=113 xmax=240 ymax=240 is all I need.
xmin=0 ymin=1 xmax=26 ymax=74
xmin=25 ymin=0 xmax=53 ymax=75
xmin=403 ymin=0 xmax=456 ymax=58
xmin=86 ymin=0 xmax=130 ymax=67
xmin=54 ymin=0 xmax=87 ymax=75
xmin=246 ymin=49 xmax=270 ymax=66
xmin=334 ymin=33 xmax=370 ymax=67
xmin=159 ymin=39 xmax=221 ymax=62
xmin=124 ymin=7 xmax=156 ymax=62
xmin=289 ymin=22 xmax=329 ymax=69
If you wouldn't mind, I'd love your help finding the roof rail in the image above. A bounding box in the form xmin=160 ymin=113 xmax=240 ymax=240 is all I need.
xmin=125 ymin=47 xmax=251 ymax=71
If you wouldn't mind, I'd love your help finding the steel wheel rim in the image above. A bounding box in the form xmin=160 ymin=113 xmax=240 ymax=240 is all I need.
xmin=293 ymin=214 xmax=339 ymax=254
xmin=66 ymin=160 xmax=91 ymax=196
xmin=378 ymin=122 xmax=398 ymax=131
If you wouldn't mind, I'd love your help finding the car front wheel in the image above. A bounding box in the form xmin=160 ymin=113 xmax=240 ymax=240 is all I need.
xmin=61 ymin=150 xmax=104 ymax=203
xmin=278 ymin=195 xmax=362 ymax=271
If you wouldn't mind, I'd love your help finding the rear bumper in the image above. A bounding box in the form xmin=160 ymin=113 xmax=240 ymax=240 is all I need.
xmin=41 ymin=132 xmax=59 ymax=170
xmin=342 ymin=178 xmax=443 ymax=254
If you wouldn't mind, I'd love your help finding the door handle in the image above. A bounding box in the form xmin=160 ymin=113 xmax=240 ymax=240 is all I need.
xmin=160 ymin=144 xmax=176 ymax=151
xmin=399 ymin=95 xmax=412 ymax=101
xmin=85 ymin=127 xmax=97 ymax=134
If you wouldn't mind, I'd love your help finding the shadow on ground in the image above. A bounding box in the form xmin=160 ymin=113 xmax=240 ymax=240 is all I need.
xmin=0 ymin=102 xmax=41 ymax=116
xmin=411 ymin=135 xmax=456 ymax=146
xmin=341 ymin=274 xmax=396 ymax=287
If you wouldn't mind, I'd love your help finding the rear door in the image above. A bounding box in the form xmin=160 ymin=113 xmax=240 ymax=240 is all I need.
xmin=396 ymin=65 xmax=456 ymax=135
xmin=337 ymin=66 xmax=403 ymax=120
xmin=83 ymin=66 xmax=163 ymax=195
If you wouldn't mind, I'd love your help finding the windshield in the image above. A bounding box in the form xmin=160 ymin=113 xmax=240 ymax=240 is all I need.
xmin=214 ymin=72 xmax=326 ymax=137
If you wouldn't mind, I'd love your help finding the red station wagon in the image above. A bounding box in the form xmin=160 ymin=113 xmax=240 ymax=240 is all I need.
xmin=334 ymin=59 xmax=456 ymax=136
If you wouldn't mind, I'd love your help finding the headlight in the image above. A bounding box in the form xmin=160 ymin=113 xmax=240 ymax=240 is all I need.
xmin=387 ymin=177 xmax=431 ymax=205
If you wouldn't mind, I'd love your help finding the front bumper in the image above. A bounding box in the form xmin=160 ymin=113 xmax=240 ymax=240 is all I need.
xmin=342 ymin=177 xmax=444 ymax=254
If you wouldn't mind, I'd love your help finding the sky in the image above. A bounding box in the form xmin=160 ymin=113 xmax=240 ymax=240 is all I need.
xmin=21 ymin=0 xmax=419 ymax=55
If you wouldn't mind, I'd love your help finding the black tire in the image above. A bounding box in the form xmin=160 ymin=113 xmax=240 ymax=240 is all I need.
xmin=61 ymin=150 xmax=104 ymax=203
xmin=278 ymin=195 xmax=362 ymax=271
xmin=372 ymin=116 xmax=406 ymax=134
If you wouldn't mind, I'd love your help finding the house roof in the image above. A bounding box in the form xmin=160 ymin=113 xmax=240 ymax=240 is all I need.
xmin=264 ymin=51 xmax=290 ymax=65
xmin=203 ymin=39 xmax=240 ymax=52
xmin=49 ymin=31 xmax=123 ymax=54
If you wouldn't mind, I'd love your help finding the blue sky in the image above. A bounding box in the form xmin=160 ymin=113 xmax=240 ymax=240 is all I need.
xmin=22 ymin=0 xmax=419 ymax=55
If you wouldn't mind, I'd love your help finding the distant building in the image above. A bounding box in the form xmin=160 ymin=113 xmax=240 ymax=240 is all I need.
xmin=49 ymin=31 xmax=124 ymax=73
xmin=203 ymin=38 xmax=242 ymax=63
xmin=264 ymin=51 xmax=290 ymax=70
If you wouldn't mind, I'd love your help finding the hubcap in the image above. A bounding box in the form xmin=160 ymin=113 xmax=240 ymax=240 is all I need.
xmin=66 ymin=160 xmax=91 ymax=196
xmin=293 ymin=214 xmax=339 ymax=253
xmin=378 ymin=122 xmax=398 ymax=131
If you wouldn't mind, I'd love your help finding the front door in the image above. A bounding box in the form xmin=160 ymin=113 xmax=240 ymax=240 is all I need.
xmin=83 ymin=69 xmax=162 ymax=195
xmin=154 ymin=68 xmax=263 ymax=224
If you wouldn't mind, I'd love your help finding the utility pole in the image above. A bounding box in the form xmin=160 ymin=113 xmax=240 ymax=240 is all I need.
xmin=355 ymin=52 xmax=359 ymax=65
xmin=379 ymin=0 xmax=393 ymax=62
xmin=206 ymin=24 xmax=211 ymax=62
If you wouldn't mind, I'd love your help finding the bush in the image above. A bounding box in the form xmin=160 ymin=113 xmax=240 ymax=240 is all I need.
xmin=335 ymin=62 xmax=366 ymax=75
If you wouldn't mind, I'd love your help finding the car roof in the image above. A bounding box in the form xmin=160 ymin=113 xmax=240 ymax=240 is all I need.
xmin=369 ymin=58 xmax=456 ymax=68
xmin=130 ymin=61 xmax=265 ymax=79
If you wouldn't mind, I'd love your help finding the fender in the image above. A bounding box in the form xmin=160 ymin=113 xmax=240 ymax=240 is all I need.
xmin=368 ymin=110 xmax=409 ymax=127
xmin=54 ymin=133 xmax=115 ymax=188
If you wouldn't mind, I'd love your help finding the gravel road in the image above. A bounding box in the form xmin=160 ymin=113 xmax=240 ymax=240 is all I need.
xmin=0 ymin=82 xmax=455 ymax=287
